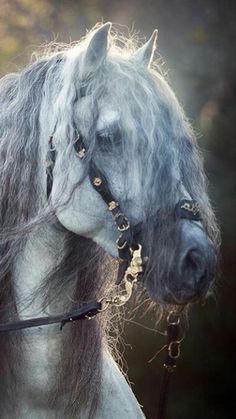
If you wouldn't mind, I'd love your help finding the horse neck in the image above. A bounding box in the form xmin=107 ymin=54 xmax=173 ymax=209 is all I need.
xmin=13 ymin=223 xmax=66 ymax=319
xmin=10 ymin=224 xmax=105 ymax=418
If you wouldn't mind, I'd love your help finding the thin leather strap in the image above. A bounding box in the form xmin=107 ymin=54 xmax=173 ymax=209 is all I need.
xmin=0 ymin=301 xmax=101 ymax=333
xmin=157 ymin=316 xmax=181 ymax=419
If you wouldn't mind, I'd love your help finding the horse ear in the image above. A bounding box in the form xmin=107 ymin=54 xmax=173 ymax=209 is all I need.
xmin=133 ymin=30 xmax=158 ymax=67
xmin=82 ymin=22 xmax=111 ymax=73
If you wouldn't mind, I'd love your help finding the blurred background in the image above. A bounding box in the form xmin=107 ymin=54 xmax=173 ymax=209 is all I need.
xmin=0 ymin=1 xmax=235 ymax=418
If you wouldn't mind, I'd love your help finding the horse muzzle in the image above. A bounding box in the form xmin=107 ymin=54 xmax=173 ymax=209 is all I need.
xmin=142 ymin=219 xmax=217 ymax=305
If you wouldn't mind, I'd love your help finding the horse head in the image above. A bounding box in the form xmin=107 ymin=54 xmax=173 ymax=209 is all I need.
xmin=41 ymin=23 xmax=219 ymax=306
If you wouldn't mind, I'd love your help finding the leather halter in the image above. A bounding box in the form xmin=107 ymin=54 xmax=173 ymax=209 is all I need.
xmin=46 ymin=130 xmax=201 ymax=266
xmin=46 ymin=130 xmax=202 ymax=292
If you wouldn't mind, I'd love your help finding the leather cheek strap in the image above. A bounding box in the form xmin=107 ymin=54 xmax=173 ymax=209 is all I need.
xmin=89 ymin=160 xmax=135 ymax=261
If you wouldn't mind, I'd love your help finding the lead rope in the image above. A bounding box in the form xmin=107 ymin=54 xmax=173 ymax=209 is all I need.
xmin=157 ymin=312 xmax=183 ymax=419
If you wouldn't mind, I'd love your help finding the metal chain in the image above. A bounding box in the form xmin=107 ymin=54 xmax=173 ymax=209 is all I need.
xmin=98 ymin=245 xmax=143 ymax=312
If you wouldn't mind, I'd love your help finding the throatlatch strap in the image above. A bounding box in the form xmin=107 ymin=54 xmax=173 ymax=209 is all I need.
xmin=89 ymin=159 xmax=139 ymax=261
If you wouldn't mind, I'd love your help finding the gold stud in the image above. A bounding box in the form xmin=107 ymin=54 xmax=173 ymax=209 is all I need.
xmin=45 ymin=160 xmax=53 ymax=168
xmin=93 ymin=177 xmax=102 ymax=186
xmin=76 ymin=148 xmax=86 ymax=159
xmin=108 ymin=201 xmax=119 ymax=211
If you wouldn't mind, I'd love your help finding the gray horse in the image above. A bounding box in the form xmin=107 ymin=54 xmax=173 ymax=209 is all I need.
xmin=0 ymin=23 xmax=219 ymax=418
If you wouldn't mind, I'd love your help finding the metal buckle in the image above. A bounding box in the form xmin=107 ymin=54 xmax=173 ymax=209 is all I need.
xmin=167 ymin=311 xmax=180 ymax=325
xmin=118 ymin=221 xmax=130 ymax=232
xmin=114 ymin=213 xmax=130 ymax=231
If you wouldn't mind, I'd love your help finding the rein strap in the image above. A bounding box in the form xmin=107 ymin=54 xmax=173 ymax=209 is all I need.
xmin=0 ymin=301 xmax=101 ymax=333
xmin=157 ymin=313 xmax=182 ymax=419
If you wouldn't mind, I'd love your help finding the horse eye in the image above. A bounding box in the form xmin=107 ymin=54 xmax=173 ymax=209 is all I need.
xmin=96 ymin=129 xmax=122 ymax=152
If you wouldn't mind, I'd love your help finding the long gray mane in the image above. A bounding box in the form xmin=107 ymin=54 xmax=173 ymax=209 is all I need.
xmin=0 ymin=25 xmax=220 ymax=418
xmin=0 ymin=50 xmax=118 ymax=418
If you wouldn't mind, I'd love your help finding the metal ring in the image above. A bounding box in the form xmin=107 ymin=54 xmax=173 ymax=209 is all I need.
xmin=167 ymin=311 xmax=180 ymax=325
xmin=98 ymin=297 xmax=111 ymax=312
xmin=168 ymin=341 xmax=181 ymax=359
xmin=116 ymin=238 xmax=128 ymax=250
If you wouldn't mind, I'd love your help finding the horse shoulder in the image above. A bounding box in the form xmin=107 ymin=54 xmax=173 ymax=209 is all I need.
xmin=93 ymin=352 xmax=145 ymax=419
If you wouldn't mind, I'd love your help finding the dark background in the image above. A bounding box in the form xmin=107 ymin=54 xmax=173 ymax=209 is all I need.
xmin=0 ymin=1 xmax=235 ymax=418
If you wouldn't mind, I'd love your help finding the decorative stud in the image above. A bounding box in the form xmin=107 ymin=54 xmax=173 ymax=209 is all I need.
xmin=45 ymin=160 xmax=54 ymax=168
xmin=76 ymin=148 xmax=86 ymax=159
xmin=93 ymin=177 xmax=102 ymax=186
xmin=108 ymin=201 xmax=119 ymax=211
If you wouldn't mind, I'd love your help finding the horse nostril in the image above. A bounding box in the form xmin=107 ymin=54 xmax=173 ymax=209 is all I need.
xmin=186 ymin=249 xmax=201 ymax=270
xmin=182 ymin=248 xmax=206 ymax=284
